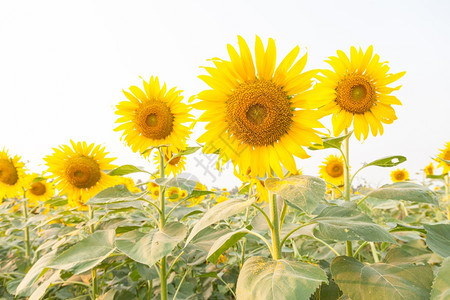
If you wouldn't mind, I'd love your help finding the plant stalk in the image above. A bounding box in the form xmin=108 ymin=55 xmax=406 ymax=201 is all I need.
xmin=158 ymin=149 xmax=168 ymax=300
xmin=343 ymin=129 xmax=353 ymax=256
xmin=269 ymin=190 xmax=282 ymax=260
xmin=22 ymin=200 xmax=31 ymax=265
xmin=88 ymin=206 xmax=98 ymax=299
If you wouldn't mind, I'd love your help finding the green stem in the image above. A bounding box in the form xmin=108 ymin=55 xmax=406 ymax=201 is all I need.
xmin=158 ymin=149 xmax=168 ymax=300
xmin=369 ymin=242 xmax=380 ymax=262
xmin=313 ymin=236 xmax=340 ymax=256
xmin=280 ymin=222 xmax=314 ymax=248
xmin=353 ymin=241 xmax=368 ymax=257
xmin=342 ymin=129 xmax=353 ymax=257
xmin=251 ymin=204 xmax=273 ymax=230
xmin=147 ymin=280 xmax=152 ymax=300
xmin=269 ymin=190 xmax=281 ymax=260
xmin=88 ymin=206 xmax=98 ymax=299
xmin=445 ymin=175 xmax=450 ymax=221
xmin=172 ymin=267 xmax=190 ymax=300
xmin=22 ymin=200 xmax=31 ymax=265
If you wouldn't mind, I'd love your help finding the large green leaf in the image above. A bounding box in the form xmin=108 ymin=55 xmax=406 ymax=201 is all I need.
xmin=424 ymin=223 xmax=450 ymax=257
xmin=331 ymin=256 xmax=433 ymax=300
xmin=366 ymin=182 xmax=439 ymax=205
xmin=86 ymin=185 xmax=146 ymax=205
xmin=363 ymin=156 xmax=407 ymax=168
xmin=108 ymin=164 xmax=149 ymax=176
xmin=431 ymin=257 xmax=450 ymax=300
xmin=313 ymin=206 xmax=396 ymax=243
xmin=28 ymin=270 xmax=61 ymax=300
xmin=236 ymin=256 xmax=327 ymax=300
xmin=48 ymin=230 xmax=115 ymax=274
xmin=185 ymin=197 xmax=255 ymax=245
xmin=116 ymin=222 xmax=187 ymax=266
xmin=207 ymin=229 xmax=249 ymax=263
xmin=265 ymin=175 xmax=326 ymax=214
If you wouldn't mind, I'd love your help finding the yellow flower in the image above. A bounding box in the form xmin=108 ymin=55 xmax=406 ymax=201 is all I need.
xmin=165 ymin=186 xmax=182 ymax=202
xmin=186 ymin=183 xmax=207 ymax=207
xmin=179 ymin=190 xmax=188 ymax=198
xmin=154 ymin=146 xmax=187 ymax=177
xmin=217 ymin=254 xmax=227 ymax=264
xmin=315 ymin=46 xmax=405 ymax=140
xmin=424 ymin=163 xmax=434 ymax=176
xmin=0 ymin=148 xmax=27 ymax=200
xmin=149 ymin=186 xmax=160 ymax=199
xmin=391 ymin=168 xmax=409 ymax=182
xmin=25 ymin=174 xmax=56 ymax=203
xmin=114 ymin=76 xmax=192 ymax=156
xmin=119 ymin=177 xmax=141 ymax=193
xmin=44 ymin=141 xmax=119 ymax=205
xmin=215 ymin=188 xmax=230 ymax=203
xmin=319 ymin=155 xmax=345 ymax=186
xmin=436 ymin=141 xmax=450 ymax=173
xmin=195 ymin=35 xmax=324 ymax=178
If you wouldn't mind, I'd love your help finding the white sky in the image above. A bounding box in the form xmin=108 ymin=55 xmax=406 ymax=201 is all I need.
xmin=1 ymin=0 xmax=449 ymax=189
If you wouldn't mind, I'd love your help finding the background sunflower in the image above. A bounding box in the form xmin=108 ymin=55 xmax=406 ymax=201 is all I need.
xmin=319 ymin=154 xmax=345 ymax=186
xmin=391 ymin=168 xmax=409 ymax=182
xmin=0 ymin=148 xmax=27 ymax=200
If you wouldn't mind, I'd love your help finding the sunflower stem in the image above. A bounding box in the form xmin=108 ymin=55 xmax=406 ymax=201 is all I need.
xmin=445 ymin=174 xmax=450 ymax=220
xmin=269 ymin=190 xmax=282 ymax=260
xmin=22 ymin=199 xmax=31 ymax=266
xmin=158 ymin=149 xmax=168 ymax=300
xmin=88 ymin=206 xmax=98 ymax=300
xmin=343 ymin=128 xmax=353 ymax=257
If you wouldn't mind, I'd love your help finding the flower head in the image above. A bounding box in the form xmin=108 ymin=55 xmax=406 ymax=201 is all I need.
xmin=0 ymin=148 xmax=27 ymax=200
xmin=391 ymin=168 xmax=409 ymax=182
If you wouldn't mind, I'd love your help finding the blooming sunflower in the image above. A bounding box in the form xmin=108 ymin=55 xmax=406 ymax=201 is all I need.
xmin=391 ymin=168 xmax=409 ymax=182
xmin=424 ymin=163 xmax=434 ymax=176
xmin=315 ymin=46 xmax=405 ymax=140
xmin=186 ymin=182 xmax=207 ymax=207
xmin=436 ymin=141 xmax=450 ymax=173
xmin=25 ymin=174 xmax=55 ymax=204
xmin=154 ymin=146 xmax=187 ymax=177
xmin=319 ymin=154 xmax=345 ymax=186
xmin=0 ymin=148 xmax=27 ymax=200
xmin=44 ymin=141 xmax=119 ymax=204
xmin=115 ymin=76 xmax=192 ymax=156
xmin=119 ymin=177 xmax=142 ymax=193
xmin=165 ymin=186 xmax=182 ymax=202
xmin=195 ymin=35 xmax=324 ymax=178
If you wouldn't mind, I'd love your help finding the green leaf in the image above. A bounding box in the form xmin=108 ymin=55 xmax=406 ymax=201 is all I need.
xmin=86 ymin=185 xmax=146 ymax=205
xmin=313 ymin=206 xmax=396 ymax=243
xmin=309 ymin=132 xmax=353 ymax=150
xmin=424 ymin=223 xmax=450 ymax=258
xmin=367 ymin=182 xmax=439 ymax=205
xmin=28 ymin=270 xmax=61 ymax=300
xmin=155 ymin=177 xmax=198 ymax=194
xmin=185 ymin=197 xmax=255 ymax=245
xmin=388 ymin=223 xmax=426 ymax=234
xmin=16 ymin=250 xmax=57 ymax=296
xmin=207 ymin=229 xmax=249 ymax=263
xmin=265 ymin=175 xmax=326 ymax=214
xmin=109 ymin=164 xmax=149 ymax=176
xmin=331 ymin=256 xmax=433 ymax=300
xmin=116 ymin=222 xmax=187 ymax=266
xmin=48 ymin=230 xmax=115 ymax=274
xmin=436 ymin=156 xmax=450 ymax=164
xmin=363 ymin=155 xmax=407 ymax=168
xmin=236 ymin=256 xmax=328 ymax=300
xmin=431 ymin=257 xmax=450 ymax=300
xmin=427 ymin=174 xmax=447 ymax=180
xmin=179 ymin=146 xmax=201 ymax=156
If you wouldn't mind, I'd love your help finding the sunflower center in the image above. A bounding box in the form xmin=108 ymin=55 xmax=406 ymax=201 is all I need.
xmin=336 ymin=74 xmax=375 ymax=114
xmin=444 ymin=150 xmax=450 ymax=161
xmin=326 ymin=162 xmax=343 ymax=178
xmin=135 ymin=101 xmax=174 ymax=140
xmin=0 ymin=159 xmax=18 ymax=185
xmin=226 ymin=79 xmax=292 ymax=147
xmin=65 ymin=156 xmax=101 ymax=189
xmin=165 ymin=154 xmax=181 ymax=166
xmin=30 ymin=182 xmax=46 ymax=196
xmin=395 ymin=172 xmax=405 ymax=180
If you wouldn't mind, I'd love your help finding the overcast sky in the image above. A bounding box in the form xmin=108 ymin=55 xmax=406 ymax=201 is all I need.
xmin=1 ymin=0 xmax=449 ymax=189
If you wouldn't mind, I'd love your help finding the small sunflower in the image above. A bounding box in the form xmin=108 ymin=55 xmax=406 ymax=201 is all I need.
xmin=115 ymin=76 xmax=192 ymax=156
xmin=154 ymin=146 xmax=187 ymax=177
xmin=391 ymin=168 xmax=409 ymax=182
xmin=0 ymin=148 xmax=27 ymax=200
xmin=196 ymin=35 xmax=324 ymax=178
xmin=186 ymin=182 xmax=207 ymax=207
xmin=436 ymin=141 xmax=450 ymax=173
xmin=119 ymin=176 xmax=141 ymax=193
xmin=44 ymin=141 xmax=119 ymax=204
xmin=25 ymin=174 xmax=55 ymax=204
xmin=149 ymin=186 xmax=160 ymax=200
xmin=315 ymin=46 xmax=405 ymax=140
xmin=424 ymin=163 xmax=434 ymax=176
xmin=215 ymin=188 xmax=231 ymax=204
xmin=165 ymin=186 xmax=182 ymax=202
xmin=319 ymin=155 xmax=345 ymax=186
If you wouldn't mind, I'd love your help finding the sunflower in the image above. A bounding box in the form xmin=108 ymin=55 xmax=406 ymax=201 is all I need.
xmin=315 ymin=46 xmax=405 ymax=140
xmin=115 ymin=76 xmax=192 ymax=156
xmin=436 ymin=141 xmax=450 ymax=173
xmin=154 ymin=146 xmax=187 ymax=177
xmin=0 ymin=148 xmax=27 ymax=200
xmin=44 ymin=141 xmax=119 ymax=204
xmin=186 ymin=182 xmax=207 ymax=207
xmin=25 ymin=174 xmax=55 ymax=204
xmin=391 ymin=168 xmax=409 ymax=182
xmin=319 ymin=155 xmax=345 ymax=186
xmin=424 ymin=163 xmax=434 ymax=176
xmin=165 ymin=186 xmax=182 ymax=202
xmin=195 ymin=35 xmax=324 ymax=178
xmin=119 ymin=176 xmax=142 ymax=193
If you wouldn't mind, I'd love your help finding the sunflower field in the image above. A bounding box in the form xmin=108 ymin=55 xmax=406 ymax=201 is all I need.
xmin=1 ymin=36 xmax=450 ymax=300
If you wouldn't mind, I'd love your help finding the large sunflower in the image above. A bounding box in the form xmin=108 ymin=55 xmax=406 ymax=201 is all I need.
xmin=44 ymin=141 xmax=118 ymax=204
xmin=0 ymin=148 xmax=27 ymax=200
xmin=319 ymin=154 xmax=345 ymax=186
xmin=25 ymin=174 xmax=56 ymax=204
xmin=315 ymin=46 xmax=405 ymax=140
xmin=436 ymin=141 xmax=450 ymax=173
xmin=195 ymin=36 xmax=324 ymax=178
xmin=391 ymin=168 xmax=409 ymax=182
xmin=115 ymin=76 xmax=192 ymax=156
